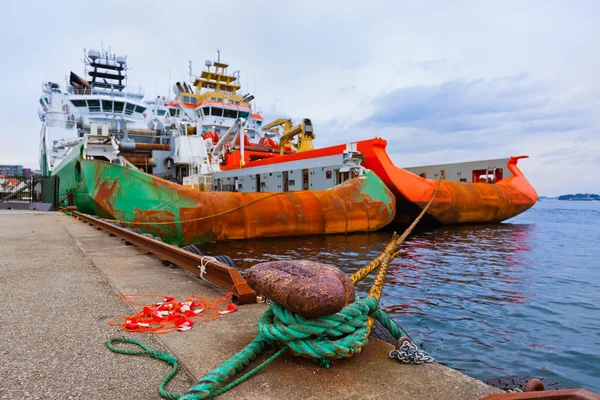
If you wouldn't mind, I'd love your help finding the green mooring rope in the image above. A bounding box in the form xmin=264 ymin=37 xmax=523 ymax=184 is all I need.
xmin=107 ymin=337 xmax=181 ymax=400
xmin=108 ymin=296 xmax=410 ymax=399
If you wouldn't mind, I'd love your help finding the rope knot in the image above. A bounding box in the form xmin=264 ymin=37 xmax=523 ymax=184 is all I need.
xmin=256 ymin=296 xmax=380 ymax=365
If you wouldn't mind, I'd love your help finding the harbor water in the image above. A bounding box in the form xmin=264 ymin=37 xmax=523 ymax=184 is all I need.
xmin=198 ymin=200 xmax=600 ymax=391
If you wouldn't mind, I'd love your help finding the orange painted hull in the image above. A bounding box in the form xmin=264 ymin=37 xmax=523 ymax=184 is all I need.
xmin=236 ymin=137 xmax=538 ymax=226
xmin=73 ymin=160 xmax=396 ymax=245
xmin=355 ymin=139 xmax=538 ymax=225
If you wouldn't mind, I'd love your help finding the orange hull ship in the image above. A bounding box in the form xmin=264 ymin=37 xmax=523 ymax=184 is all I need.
xmin=356 ymin=138 xmax=538 ymax=225
xmin=234 ymin=137 xmax=538 ymax=227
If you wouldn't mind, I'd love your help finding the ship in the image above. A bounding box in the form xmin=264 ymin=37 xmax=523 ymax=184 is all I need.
xmin=38 ymin=47 xmax=537 ymax=243
xmin=37 ymin=48 xmax=395 ymax=244
xmin=158 ymin=54 xmax=537 ymax=226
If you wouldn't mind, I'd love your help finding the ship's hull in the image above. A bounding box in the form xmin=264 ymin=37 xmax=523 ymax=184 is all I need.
xmin=56 ymin=153 xmax=395 ymax=245
xmin=232 ymin=138 xmax=538 ymax=226
xmin=356 ymin=138 xmax=538 ymax=225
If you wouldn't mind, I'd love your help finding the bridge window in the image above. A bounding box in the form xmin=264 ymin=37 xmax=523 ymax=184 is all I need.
xmin=239 ymin=111 xmax=249 ymax=119
xmin=102 ymin=100 xmax=113 ymax=113
xmin=71 ymin=100 xmax=87 ymax=107
xmin=223 ymin=109 xmax=237 ymax=119
xmin=183 ymin=95 xmax=190 ymax=103
xmin=202 ymin=107 xmax=210 ymax=116
xmin=157 ymin=109 xmax=166 ymax=116
xmin=211 ymin=107 xmax=223 ymax=117
xmin=169 ymin=108 xmax=177 ymax=117
xmin=190 ymin=97 xmax=197 ymax=105
xmin=135 ymin=105 xmax=147 ymax=114
xmin=88 ymin=99 xmax=101 ymax=113
xmin=114 ymin=101 xmax=125 ymax=113
xmin=125 ymin=103 xmax=135 ymax=115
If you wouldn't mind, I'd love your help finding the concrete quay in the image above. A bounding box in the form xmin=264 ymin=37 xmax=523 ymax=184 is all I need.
xmin=0 ymin=210 xmax=503 ymax=399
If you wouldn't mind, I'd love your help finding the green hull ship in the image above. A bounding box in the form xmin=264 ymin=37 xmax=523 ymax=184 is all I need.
xmin=50 ymin=144 xmax=395 ymax=245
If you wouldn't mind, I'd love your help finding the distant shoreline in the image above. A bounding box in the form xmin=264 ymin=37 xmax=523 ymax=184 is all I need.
xmin=539 ymin=195 xmax=600 ymax=201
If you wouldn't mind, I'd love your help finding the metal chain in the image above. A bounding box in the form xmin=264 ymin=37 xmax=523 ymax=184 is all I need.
xmin=389 ymin=341 xmax=435 ymax=364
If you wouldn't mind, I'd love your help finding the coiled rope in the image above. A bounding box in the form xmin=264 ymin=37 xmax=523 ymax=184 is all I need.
xmin=108 ymin=181 xmax=441 ymax=399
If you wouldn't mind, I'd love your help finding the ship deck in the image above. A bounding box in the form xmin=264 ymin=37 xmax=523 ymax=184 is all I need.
xmin=0 ymin=210 xmax=503 ymax=399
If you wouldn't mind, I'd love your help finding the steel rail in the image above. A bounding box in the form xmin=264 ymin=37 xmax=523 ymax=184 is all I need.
xmin=72 ymin=211 xmax=256 ymax=305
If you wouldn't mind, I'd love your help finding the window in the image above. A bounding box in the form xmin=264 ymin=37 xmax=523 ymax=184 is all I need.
xmin=169 ymin=108 xmax=177 ymax=117
xmin=223 ymin=109 xmax=237 ymax=119
xmin=102 ymin=100 xmax=113 ymax=113
xmin=235 ymin=101 xmax=240 ymax=105
xmin=211 ymin=97 xmax=216 ymax=101
xmin=125 ymin=103 xmax=135 ymax=115
xmin=39 ymin=99 xmax=45 ymax=107
xmin=190 ymin=97 xmax=197 ymax=105
xmin=88 ymin=99 xmax=101 ymax=113
xmin=211 ymin=107 xmax=223 ymax=117
xmin=113 ymin=101 xmax=124 ymax=113
xmin=257 ymin=121 xmax=263 ymax=127
xmin=183 ymin=96 xmax=190 ymax=103
xmin=197 ymin=109 xmax=202 ymax=118
xmin=157 ymin=109 xmax=166 ymax=116
xmin=71 ymin=100 xmax=87 ymax=107
xmin=203 ymin=107 xmax=210 ymax=116
xmin=239 ymin=111 xmax=249 ymax=119
xmin=217 ymin=98 xmax=223 ymax=102
xmin=135 ymin=105 xmax=147 ymax=114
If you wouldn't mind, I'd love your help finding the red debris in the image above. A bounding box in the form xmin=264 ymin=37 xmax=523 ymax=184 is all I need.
xmin=108 ymin=293 xmax=236 ymax=334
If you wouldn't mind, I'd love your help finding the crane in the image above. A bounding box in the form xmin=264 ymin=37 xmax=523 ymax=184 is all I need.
xmin=260 ymin=118 xmax=315 ymax=155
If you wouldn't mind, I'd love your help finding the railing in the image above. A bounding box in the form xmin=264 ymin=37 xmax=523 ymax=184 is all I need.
xmin=69 ymin=88 xmax=145 ymax=99
xmin=0 ymin=175 xmax=59 ymax=208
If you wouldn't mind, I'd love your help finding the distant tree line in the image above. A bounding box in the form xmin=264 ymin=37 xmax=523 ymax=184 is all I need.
xmin=558 ymin=193 xmax=600 ymax=200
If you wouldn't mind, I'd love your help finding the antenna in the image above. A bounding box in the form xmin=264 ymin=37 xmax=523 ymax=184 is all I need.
xmin=82 ymin=47 xmax=87 ymax=77
xmin=188 ymin=60 xmax=193 ymax=82
xmin=217 ymin=48 xmax=221 ymax=63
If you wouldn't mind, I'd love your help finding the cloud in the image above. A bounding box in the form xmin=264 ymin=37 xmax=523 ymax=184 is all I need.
xmin=314 ymin=73 xmax=599 ymax=196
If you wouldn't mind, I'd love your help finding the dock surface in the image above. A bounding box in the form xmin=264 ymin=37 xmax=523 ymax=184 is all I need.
xmin=0 ymin=211 xmax=503 ymax=399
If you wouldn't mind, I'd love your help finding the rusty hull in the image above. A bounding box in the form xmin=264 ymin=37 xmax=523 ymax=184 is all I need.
xmin=73 ymin=160 xmax=396 ymax=245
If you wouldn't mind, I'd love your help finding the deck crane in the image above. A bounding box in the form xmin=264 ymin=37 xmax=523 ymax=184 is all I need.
xmin=261 ymin=118 xmax=315 ymax=155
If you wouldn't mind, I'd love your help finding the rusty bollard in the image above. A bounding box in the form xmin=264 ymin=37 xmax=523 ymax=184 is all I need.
xmin=246 ymin=260 xmax=355 ymax=318
xmin=523 ymin=378 xmax=545 ymax=392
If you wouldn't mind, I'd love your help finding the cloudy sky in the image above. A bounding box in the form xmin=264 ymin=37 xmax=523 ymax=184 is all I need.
xmin=1 ymin=0 xmax=598 ymax=196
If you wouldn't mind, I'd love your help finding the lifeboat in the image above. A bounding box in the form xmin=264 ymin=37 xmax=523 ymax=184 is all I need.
xmin=71 ymin=159 xmax=396 ymax=245
xmin=355 ymin=138 xmax=538 ymax=225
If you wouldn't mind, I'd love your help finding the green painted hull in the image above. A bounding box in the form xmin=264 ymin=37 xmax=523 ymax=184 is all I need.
xmin=55 ymin=150 xmax=396 ymax=245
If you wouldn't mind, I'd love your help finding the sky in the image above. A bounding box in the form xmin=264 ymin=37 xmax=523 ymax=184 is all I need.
xmin=1 ymin=0 xmax=598 ymax=196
